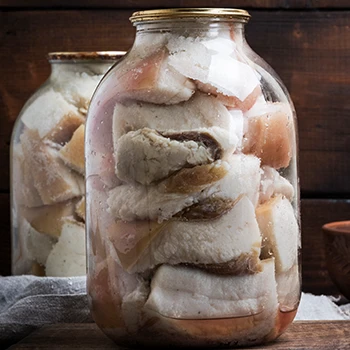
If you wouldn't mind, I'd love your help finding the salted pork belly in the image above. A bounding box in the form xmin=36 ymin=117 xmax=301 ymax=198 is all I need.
xmin=112 ymin=92 xmax=234 ymax=140
xmin=259 ymin=166 xmax=294 ymax=204
xmin=53 ymin=67 xmax=103 ymax=111
xmin=256 ymin=195 xmax=299 ymax=273
xmin=114 ymin=49 xmax=195 ymax=105
xmin=107 ymin=154 xmax=260 ymax=222
xmin=166 ymin=36 xmax=261 ymax=110
xmin=59 ymin=124 xmax=85 ymax=175
xmin=13 ymin=144 xmax=43 ymax=208
xmin=20 ymin=219 xmax=56 ymax=266
xmin=45 ymin=218 xmax=86 ymax=277
xmin=21 ymin=88 xmax=82 ymax=139
xmin=107 ymin=160 xmax=228 ymax=222
xmin=22 ymin=199 xmax=77 ymax=238
xmin=114 ymin=127 xmax=236 ymax=185
xmin=243 ymin=103 xmax=294 ymax=169
xmin=110 ymin=196 xmax=261 ymax=274
xmin=276 ymin=264 xmax=300 ymax=312
xmin=144 ymin=259 xmax=277 ymax=319
xmin=20 ymin=129 xmax=84 ymax=205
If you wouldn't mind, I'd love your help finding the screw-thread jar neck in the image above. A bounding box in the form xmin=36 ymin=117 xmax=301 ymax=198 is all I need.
xmin=130 ymin=9 xmax=249 ymax=49
xmin=48 ymin=51 xmax=126 ymax=77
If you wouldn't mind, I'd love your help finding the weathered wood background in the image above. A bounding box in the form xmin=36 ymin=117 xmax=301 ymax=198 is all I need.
xmin=1 ymin=0 xmax=349 ymax=295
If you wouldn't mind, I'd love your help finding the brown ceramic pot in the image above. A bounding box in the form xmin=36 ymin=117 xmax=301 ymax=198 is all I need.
xmin=323 ymin=220 xmax=350 ymax=300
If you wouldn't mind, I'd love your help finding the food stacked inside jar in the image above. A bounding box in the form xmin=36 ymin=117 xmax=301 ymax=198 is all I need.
xmin=86 ymin=9 xmax=300 ymax=348
xmin=11 ymin=52 xmax=125 ymax=276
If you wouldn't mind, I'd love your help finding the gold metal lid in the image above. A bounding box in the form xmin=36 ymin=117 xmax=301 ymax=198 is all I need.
xmin=130 ymin=8 xmax=251 ymax=24
xmin=47 ymin=51 xmax=126 ymax=62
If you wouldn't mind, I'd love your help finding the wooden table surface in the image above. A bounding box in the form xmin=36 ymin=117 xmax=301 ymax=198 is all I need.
xmin=7 ymin=321 xmax=350 ymax=350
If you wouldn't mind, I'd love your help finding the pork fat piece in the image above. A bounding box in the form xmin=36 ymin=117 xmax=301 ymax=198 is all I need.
xmin=256 ymin=195 xmax=299 ymax=273
xmin=114 ymin=49 xmax=195 ymax=105
xmin=107 ymin=154 xmax=260 ymax=222
xmin=144 ymin=259 xmax=277 ymax=319
xmin=115 ymin=127 xmax=236 ymax=185
xmin=111 ymin=196 xmax=262 ymax=274
xmin=259 ymin=166 xmax=294 ymax=203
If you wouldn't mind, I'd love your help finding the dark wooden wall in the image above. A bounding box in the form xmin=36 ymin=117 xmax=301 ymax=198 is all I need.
xmin=1 ymin=0 xmax=349 ymax=295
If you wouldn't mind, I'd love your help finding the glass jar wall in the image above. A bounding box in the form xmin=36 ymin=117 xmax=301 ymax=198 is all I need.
xmin=11 ymin=51 xmax=125 ymax=277
xmin=86 ymin=9 xmax=300 ymax=348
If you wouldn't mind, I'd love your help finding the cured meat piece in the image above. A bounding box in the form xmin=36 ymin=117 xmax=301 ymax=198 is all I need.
xmin=20 ymin=129 xmax=84 ymax=204
xmin=113 ymin=92 xmax=234 ymax=141
xmin=44 ymin=112 xmax=85 ymax=145
xmin=75 ymin=196 xmax=85 ymax=221
xmin=276 ymin=264 xmax=300 ymax=312
xmin=22 ymin=200 xmax=77 ymax=238
xmin=13 ymin=144 xmax=43 ymax=208
xmin=259 ymin=166 xmax=294 ymax=204
xmin=167 ymin=36 xmax=260 ymax=108
xmin=54 ymin=68 xmax=103 ymax=110
xmin=59 ymin=124 xmax=85 ymax=175
xmin=107 ymin=154 xmax=260 ymax=222
xmin=21 ymin=88 xmax=81 ymax=139
xmin=26 ymin=223 xmax=56 ymax=266
xmin=107 ymin=160 xmax=229 ymax=222
xmin=196 ymin=81 xmax=261 ymax=111
xmin=256 ymin=195 xmax=299 ymax=273
xmin=242 ymin=103 xmax=294 ymax=169
xmin=114 ymin=49 xmax=195 ymax=105
xmin=115 ymin=127 xmax=236 ymax=185
xmin=45 ymin=218 xmax=86 ymax=276
xmin=144 ymin=259 xmax=277 ymax=319
xmin=116 ymin=195 xmax=262 ymax=274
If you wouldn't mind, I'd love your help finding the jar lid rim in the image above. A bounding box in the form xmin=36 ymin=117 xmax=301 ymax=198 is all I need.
xmin=47 ymin=51 xmax=126 ymax=62
xmin=130 ymin=8 xmax=251 ymax=24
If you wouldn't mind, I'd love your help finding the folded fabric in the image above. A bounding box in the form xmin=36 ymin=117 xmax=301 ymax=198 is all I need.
xmin=0 ymin=275 xmax=349 ymax=346
xmin=0 ymin=276 xmax=92 ymax=345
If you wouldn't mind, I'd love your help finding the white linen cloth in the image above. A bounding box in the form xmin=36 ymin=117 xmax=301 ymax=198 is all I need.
xmin=0 ymin=275 xmax=349 ymax=344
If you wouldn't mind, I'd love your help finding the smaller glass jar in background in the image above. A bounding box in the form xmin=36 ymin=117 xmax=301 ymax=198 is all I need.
xmin=10 ymin=51 xmax=125 ymax=277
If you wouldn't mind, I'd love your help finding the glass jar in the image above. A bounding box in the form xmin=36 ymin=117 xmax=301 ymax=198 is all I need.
xmin=11 ymin=51 xmax=125 ymax=277
xmin=86 ymin=8 xmax=300 ymax=348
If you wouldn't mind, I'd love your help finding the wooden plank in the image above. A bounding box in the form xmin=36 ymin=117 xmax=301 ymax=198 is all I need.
xmin=1 ymin=10 xmax=350 ymax=194
xmin=0 ymin=193 xmax=349 ymax=295
xmin=8 ymin=321 xmax=350 ymax=349
xmin=1 ymin=0 xmax=350 ymax=9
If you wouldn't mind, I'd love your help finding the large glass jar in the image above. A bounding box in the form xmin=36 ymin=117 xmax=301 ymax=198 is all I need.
xmin=86 ymin=9 xmax=300 ymax=348
xmin=11 ymin=51 xmax=125 ymax=277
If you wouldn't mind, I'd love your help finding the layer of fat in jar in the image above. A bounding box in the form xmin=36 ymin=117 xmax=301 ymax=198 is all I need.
xmin=107 ymin=195 xmax=262 ymax=274
xmin=242 ymin=102 xmax=294 ymax=169
xmin=112 ymin=92 xmax=236 ymax=141
xmin=58 ymin=124 xmax=85 ymax=175
xmin=20 ymin=129 xmax=84 ymax=205
xmin=144 ymin=259 xmax=277 ymax=319
xmin=112 ymin=48 xmax=195 ymax=105
xmin=259 ymin=166 xmax=294 ymax=204
xmin=107 ymin=153 xmax=260 ymax=222
xmin=166 ymin=35 xmax=261 ymax=110
xmin=114 ymin=126 xmax=237 ymax=186
xmin=21 ymin=88 xmax=81 ymax=140
xmin=45 ymin=217 xmax=86 ymax=277
xmin=256 ymin=194 xmax=299 ymax=273
xmin=99 ymin=259 xmax=279 ymax=346
xmin=53 ymin=66 xmax=104 ymax=111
